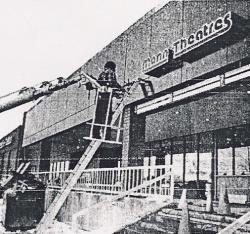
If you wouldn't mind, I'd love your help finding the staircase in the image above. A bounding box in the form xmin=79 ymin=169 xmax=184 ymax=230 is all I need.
xmin=35 ymin=81 xmax=139 ymax=234
xmin=71 ymin=170 xmax=174 ymax=233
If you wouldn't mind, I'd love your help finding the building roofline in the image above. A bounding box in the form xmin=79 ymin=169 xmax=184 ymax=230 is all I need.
xmin=27 ymin=1 xmax=169 ymax=112
xmin=0 ymin=125 xmax=22 ymax=141
xmin=67 ymin=1 xmax=170 ymax=79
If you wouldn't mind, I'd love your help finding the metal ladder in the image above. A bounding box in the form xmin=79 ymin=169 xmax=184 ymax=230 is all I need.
xmin=35 ymin=81 xmax=139 ymax=234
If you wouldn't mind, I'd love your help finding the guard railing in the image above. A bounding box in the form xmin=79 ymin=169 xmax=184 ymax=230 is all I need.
xmin=33 ymin=165 xmax=174 ymax=199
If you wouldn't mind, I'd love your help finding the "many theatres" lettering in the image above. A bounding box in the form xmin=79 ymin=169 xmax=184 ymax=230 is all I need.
xmin=173 ymin=12 xmax=233 ymax=58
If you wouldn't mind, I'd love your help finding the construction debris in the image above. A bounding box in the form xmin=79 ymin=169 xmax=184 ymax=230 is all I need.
xmin=0 ymin=165 xmax=46 ymax=232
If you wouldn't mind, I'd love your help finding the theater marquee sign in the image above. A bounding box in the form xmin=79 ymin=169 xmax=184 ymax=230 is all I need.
xmin=143 ymin=11 xmax=245 ymax=77
xmin=142 ymin=48 xmax=174 ymax=77
xmin=173 ymin=12 xmax=232 ymax=59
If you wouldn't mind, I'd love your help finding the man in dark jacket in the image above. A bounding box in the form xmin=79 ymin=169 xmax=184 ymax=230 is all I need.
xmin=98 ymin=61 xmax=121 ymax=89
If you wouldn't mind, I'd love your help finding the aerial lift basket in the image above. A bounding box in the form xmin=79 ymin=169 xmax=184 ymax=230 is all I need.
xmin=84 ymin=88 xmax=123 ymax=144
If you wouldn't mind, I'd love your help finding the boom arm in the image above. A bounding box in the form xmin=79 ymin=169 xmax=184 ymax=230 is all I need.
xmin=0 ymin=69 xmax=101 ymax=114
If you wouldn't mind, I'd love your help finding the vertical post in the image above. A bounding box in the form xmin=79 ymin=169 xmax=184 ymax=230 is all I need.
xmin=129 ymin=168 xmax=132 ymax=193
xmin=111 ymin=169 xmax=114 ymax=190
xmin=232 ymin=147 xmax=236 ymax=175
xmin=94 ymin=171 xmax=96 ymax=189
xmin=183 ymin=138 xmax=186 ymax=185
xmin=136 ymin=168 xmax=139 ymax=187
xmin=52 ymin=162 xmax=56 ymax=183
xmin=149 ymin=152 xmax=153 ymax=195
xmin=124 ymin=168 xmax=128 ymax=191
xmin=232 ymin=128 xmax=236 ymax=175
xmin=103 ymin=90 xmax=113 ymax=140
xmin=165 ymin=159 xmax=168 ymax=196
xmin=170 ymin=139 xmax=173 ymax=165
xmin=49 ymin=163 xmax=53 ymax=181
xmin=122 ymin=168 xmax=126 ymax=192
xmin=132 ymin=168 xmax=135 ymax=188
xmin=196 ymin=134 xmax=200 ymax=197
xmin=106 ymin=170 xmax=109 ymax=191
xmin=97 ymin=171 xmax=100 ymax=188
xmin=121 ymin=107 xmax=131 ymax=167
xmin=133 ymin=169 xmax=136 ymax=190
xmin=196 ymin=134 xmax=200 ymax=183
xmin=90 ymin=90 xmax=99 ymax=138
xmin=117 ymin=162 xmax=120 ymax=191
xmin=99 ymin=171 xmax=102 ymax=190
xmin=101 ymin=170 xmax=104 ymax=191
xmin=159 ymin=167 xmax=162 ymax=195
xmin=154 ymin=167 xmax=157 ymax=195
xmin=116 ymin=112 xmax=123 ymax=143
xmin=212 ymin=132 xmax=217 ymax=200
xmin=170 ymin=166 xmax=175 ymax=202
xmin=140 ymin=168 xmax=145 ymax=193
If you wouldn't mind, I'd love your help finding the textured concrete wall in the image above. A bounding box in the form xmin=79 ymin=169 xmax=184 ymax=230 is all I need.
xmin=121 ymin=106 xmax=146 ymax=167
xmin=45 ymin=188 xmax=164 ymax=232
xmin=23 ymin=84 xmax=95 ymax=146
xmin=128 ymin=107 xmax=146 ymax=166
xmin=23 ymin=0 xmax=250 ymax=146
xmin=121 ymin=107 xmax=131 ymax=167
xmin=49 ymin=123 xmax=90 ymax=163
xmin=23 ymin=123 xmax=91 ymax=171
xmin=145 ymin=85 xmax=250 ymax=142
xmin=45 ymin=188 xmax=105 ymax=223
xmin=23 ymin=141 xmax=41 ymax=172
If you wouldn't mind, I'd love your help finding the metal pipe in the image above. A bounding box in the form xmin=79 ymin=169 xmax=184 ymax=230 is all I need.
xmin=0 ymin=70 xmax=100 ymax=114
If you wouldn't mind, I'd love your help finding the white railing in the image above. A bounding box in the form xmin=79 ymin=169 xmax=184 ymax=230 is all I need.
xmin=33 ymin=165 xmax=174 ymax=199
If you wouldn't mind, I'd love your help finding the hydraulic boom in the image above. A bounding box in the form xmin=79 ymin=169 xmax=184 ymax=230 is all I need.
xmin=0 ymin=68 xmax=101 ymax=114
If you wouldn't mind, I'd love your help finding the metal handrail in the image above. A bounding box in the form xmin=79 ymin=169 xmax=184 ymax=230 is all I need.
xmin=33 ymin=165 xmax=173 ymax=197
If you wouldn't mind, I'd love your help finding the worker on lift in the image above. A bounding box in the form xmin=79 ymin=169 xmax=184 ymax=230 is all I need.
xmin=97 ymin=61 xmax=122 ymax=89
xmin=92 ymin=61 xmax=122 ymax=141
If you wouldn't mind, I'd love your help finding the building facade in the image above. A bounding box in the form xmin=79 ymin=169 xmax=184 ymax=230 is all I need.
xmin=0 ymin=126 xmax=23 ymax=178
xmin=22 ymin=0 xmax=250 ymax=198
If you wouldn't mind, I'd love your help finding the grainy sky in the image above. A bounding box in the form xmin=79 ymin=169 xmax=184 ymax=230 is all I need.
xmin=0 ymin=0 xmax=165 ymax=139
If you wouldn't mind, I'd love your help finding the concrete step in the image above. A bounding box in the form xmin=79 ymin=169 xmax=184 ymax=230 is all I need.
xmin=122 ymin=221 xmax=167 ymax=234
xmin=139 ymin=220 xmax=170 ymax=233
xmin=117 ymin=204 xmax=250 ymax=234
xmin=161 ymin=207 xmax=242 ymax=224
